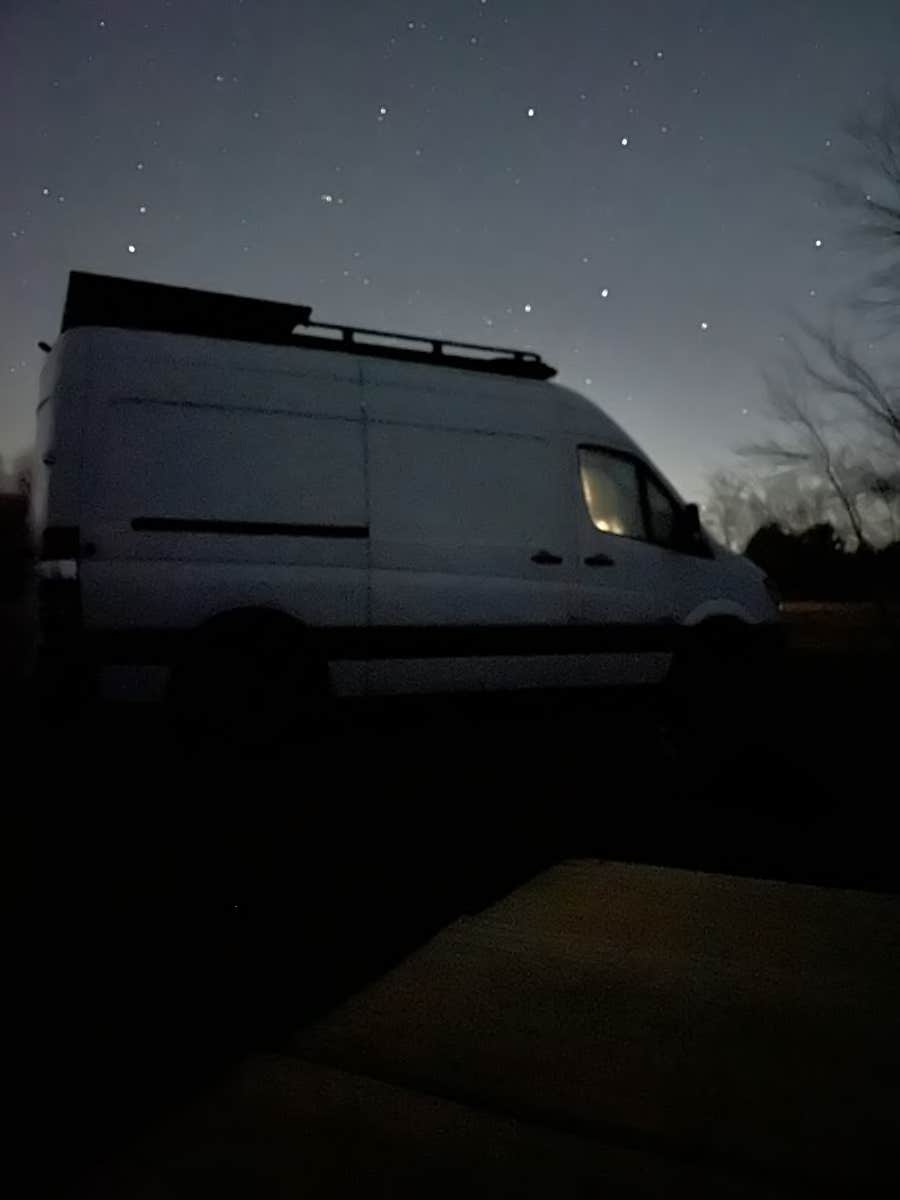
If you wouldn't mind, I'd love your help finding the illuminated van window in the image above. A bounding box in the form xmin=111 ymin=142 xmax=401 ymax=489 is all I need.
xmin=578 ymin=448 xmax=646 ymax=538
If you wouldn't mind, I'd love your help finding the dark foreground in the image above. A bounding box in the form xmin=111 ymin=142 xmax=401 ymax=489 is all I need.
xmin=5 ymin=616 xmax=900 ymax=1195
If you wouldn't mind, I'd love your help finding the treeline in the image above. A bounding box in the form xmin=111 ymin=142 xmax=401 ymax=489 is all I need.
xmin=746 ymin=523 xmax=900 ymax=602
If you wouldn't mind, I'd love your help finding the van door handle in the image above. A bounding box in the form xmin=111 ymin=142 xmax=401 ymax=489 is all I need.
xmin=584 ymin=552 xmax=615 ymax=567
xmin=531 ymin=550 xmax=563 ymax=565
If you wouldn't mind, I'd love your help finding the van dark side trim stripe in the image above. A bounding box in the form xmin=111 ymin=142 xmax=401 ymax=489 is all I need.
xmin=321 ymin=624 xmax=682 ymax=659
xmin=78 ymin=622 xmax=691 ymax=666
xmin=132 ymin=517 xmax=369 ymax=539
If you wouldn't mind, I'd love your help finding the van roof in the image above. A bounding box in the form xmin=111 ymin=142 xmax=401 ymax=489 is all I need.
xmin=60 ymin=271 xmax=557 ymax=382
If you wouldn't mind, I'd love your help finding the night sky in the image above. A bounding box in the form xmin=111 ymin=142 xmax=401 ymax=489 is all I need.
xmin=2 ymin=1 xmax=897 ymax=500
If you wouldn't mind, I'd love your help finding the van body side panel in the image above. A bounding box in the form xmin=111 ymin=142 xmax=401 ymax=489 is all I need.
xmin=367 ymin=424 xmax=574 ymax=625
xmin=359 ymin=363 xmax=587 ymax=690
xmin=75 ymin=329 xmax=368 ymax=637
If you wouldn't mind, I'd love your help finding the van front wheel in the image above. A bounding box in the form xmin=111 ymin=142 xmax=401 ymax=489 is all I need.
xmin=663 ymin=619 xmax=778 ymax=763
xmin=167 ymin=610 xmax=326 ymax=748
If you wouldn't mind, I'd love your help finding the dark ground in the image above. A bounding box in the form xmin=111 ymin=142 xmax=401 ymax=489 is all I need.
xmin=4 ymin=599 xmax=899 ymax=1195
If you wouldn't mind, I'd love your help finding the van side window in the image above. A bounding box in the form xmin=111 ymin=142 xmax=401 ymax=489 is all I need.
xmin=578 ymin=448 xmax=646 ymax=538
xmin=645 ymin=474 xmax=679 ymax=547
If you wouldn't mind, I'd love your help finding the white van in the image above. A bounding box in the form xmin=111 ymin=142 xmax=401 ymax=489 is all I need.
xmin=33 ymin=272 xmax=780 ymax=735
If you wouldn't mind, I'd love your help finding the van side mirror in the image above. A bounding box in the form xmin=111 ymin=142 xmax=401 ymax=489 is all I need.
xmin=676 ymin=502 xmax=703 ymax=549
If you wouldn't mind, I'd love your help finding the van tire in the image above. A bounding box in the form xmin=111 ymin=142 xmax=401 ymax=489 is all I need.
xmin=663 ymin=620 xmax=759 ymax=767
xmin=167 ymin=609 xmax=327 ymax=748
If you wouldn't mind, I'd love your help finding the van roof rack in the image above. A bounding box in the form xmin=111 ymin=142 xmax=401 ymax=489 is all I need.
xmin=61 ymin=272 xmax=557 ymax=381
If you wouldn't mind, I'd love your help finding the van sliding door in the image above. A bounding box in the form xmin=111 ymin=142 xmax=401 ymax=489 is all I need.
xmin=365 ymin=420 xmax=576 ymax=692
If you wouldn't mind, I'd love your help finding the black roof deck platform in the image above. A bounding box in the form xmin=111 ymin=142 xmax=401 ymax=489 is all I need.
xmin=61 ymin=272 xmax=557 ymax=381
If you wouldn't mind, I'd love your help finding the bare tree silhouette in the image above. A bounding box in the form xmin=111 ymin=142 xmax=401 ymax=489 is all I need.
xmin=787 ymin=323 xmax=900 ymax=452
xmin=741 ymin=372 xmax=871 ymax=549
xmin=813 ymin=88 xmax=900 ymax=321
xmin=723 ymin=91 xmax=900 ymax=552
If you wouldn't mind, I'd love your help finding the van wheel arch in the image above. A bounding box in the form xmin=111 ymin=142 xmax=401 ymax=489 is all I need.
xmin=667 ymin=615 xmax=753 ymax=703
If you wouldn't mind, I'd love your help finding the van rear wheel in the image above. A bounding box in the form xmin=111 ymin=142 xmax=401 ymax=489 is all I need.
xmin=167 ymin=611 xmax=326 ymax=748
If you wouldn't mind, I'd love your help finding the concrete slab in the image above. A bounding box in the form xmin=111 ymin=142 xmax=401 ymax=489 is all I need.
xmin=293 ymin=861 xmax=900 ymax=1191
xmin=87 ymin=861 xmax=900 ymax=1196
xmin=90 ymin=1054 xmax=790 ymax=1198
